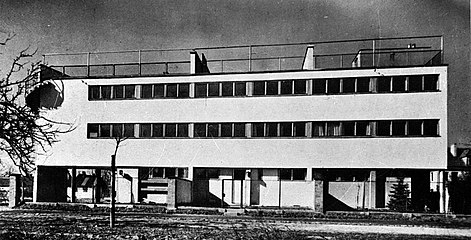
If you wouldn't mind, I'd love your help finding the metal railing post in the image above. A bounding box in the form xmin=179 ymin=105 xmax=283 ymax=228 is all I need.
xmin=138 ymin=50 xmax=142 ymax=76
xmin=87 ymin=52 xmax=91 ymax=77
xmin=248 ymin=45 xmax=252 ymax=72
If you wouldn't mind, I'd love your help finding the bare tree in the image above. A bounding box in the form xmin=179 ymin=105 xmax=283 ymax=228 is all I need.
xmin=0 ymin=33 xmax=74 ymax=176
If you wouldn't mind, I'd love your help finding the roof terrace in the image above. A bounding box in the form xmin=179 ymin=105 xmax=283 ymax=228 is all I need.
xmin=42 ymin=35 xmax=443 ymax=78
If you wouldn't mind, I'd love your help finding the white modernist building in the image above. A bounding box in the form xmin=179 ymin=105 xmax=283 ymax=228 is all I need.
xmin=32 ymin=36 xmax=451 ymax=212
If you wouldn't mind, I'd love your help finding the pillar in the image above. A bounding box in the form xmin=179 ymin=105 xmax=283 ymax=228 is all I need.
xmin=411 ymin=170 xmax=430 ymax=212
xmin=313 ymin=170 xmax=328 ymax=213
xmin=439 ymin=171 xmax=448 ymax=213
xmin=8 ymin=174 xmax=21 ymax=208
xmin=94 ymin=169 xmax=101 ymax=204
xmin=71 ymin=168 xmax=76 ymax=203
xmin=167 ymin=179 xmax=177 ymax=209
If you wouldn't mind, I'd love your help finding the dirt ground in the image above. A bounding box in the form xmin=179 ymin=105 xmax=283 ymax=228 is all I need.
xmin=0 ymin=209 xmax=470 ymax=240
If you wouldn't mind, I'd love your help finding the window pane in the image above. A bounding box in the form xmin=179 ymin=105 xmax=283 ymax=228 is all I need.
xmin=114 ymin=85 xmax=124 ymax=99
xmin=194 ymin=124 xmax=206 ymax=137
xmin=342 ymin=78 xmax=355 ymax=93
xmin=423 ymin=120 xmax=438 ymax=136
xmin=101 ymin=86 xmax=111 ymax=99
xmin=177 ymin=124 xmax=188 ymax=137
xmin=312 ymin=122 xmax=325 ymax=136
xmin=89 ymin=86 xmax=100 ymax=100
xmin=207 ymin=169 xmax=220 ymax=179
xmin=357 ymin=78 xmax=370 ymax=93
xmin=392 ymin=76 xmax=406 ymax=92
xmin=327 ymin=122 xmax=341 ymax=136
xmin=207 ymin=123 xmax=219 ymax=137
xmin=377 ymin=77 xmax=391 ymax=92
xmin=293 ymin=122 xmax=306 ymax=137
xmin=294 ymin=80 xmax=306 ymax=94
xmin=253 ymin=81 xmax=265 ymax=95
xmin=392 ymin=121 xmax=406 ymax=136
xmin=235 ymin=82 xmax=246 ymax=96
xmin=408 ymin=120 xmax=422 ymax=136
xmin=100 ymin=124 xmax=111 ymax=137
xmin=152 ymin=124 xmax=163 ymax=137
xmin=266 ymin=81 xmax=278 ymax=95
xmin=141 ymin=84 xmax=153 ymax=99
xmin=424 ymin=75 xmax=438 ymax=91
xmin=125 ymin=85 xmax=135 ymax=98
xmin=281 ymin=80 xmax=292 ymax=95
xmin=313 ymin=79 xmax=326 ymax=94
xmin=377 ymin=121 xmax=391 ymax=136
xmin=292 ymin=169 xmax=306 ymax=180
xmin=266 ymin=123 xmax=278 ymax=137
xmin=222 ymin=82 xmax=233 ymax=96
xmin=88 ymin=124 xmax=99 ymax=138
xmin=178 ymin=84 xmax=189 ymax=98
xmin=195 ymin=83 xmax=207 ymax=98
xmin=165 ymin=168 xmax=176 ymax=178
xmin=408 ymin=75 xmax=422 ymax=92
xmin=112 ymin=124 xmax=122 ymax=137
xmin=153 ymin=84 xmax=164 ymax=98
xmin=177 ymin=168 xmax=188 ymax=178
xmin=165 ymin=124 xmax=176 ymax=137
xmin=234 ymin=123 xmax=245 ymax=137
xmin=166 ymin=84 xmax=177 ymax=98
xmin=252 ymin=123 xmax=264 ymax=137
xmin=280 ymin=122 xmax=292 ymax=137
xmin=343 ymin=121 xmax=355 ymax=136
xmin=124 ymin=124 xmax=135 ymax=137
xmin=220 ymin=123 xmax=232 ymax=137
xmin=152 ymin=168 xmax=164 ymax=178
xmin=208 ymin=83 xmax=219 ymax=96
xmin=140 ymin=124 xmax=151 ymax=137
xmin=327 ymin=79 xmax=340 ymax=93
xmin=279 ymin=169 xmax=292 ymax=180
xmin=356 ymin=121 xmax=371 ymax=136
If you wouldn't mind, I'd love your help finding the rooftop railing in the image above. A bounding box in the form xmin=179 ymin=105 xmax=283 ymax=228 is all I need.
xmin=42 ymin=35 xmax=443 ymax=78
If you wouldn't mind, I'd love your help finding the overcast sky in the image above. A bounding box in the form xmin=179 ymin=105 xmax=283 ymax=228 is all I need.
xmin=0 ymin=0 xmax=469 ymax=142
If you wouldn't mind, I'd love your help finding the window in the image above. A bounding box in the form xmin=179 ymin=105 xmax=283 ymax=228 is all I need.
xmin=88 ymin=86 xmax=101 ymax=100
xmin=377 ymin=121 xmax=391 ymax=136
xmin=194 ymin=124 xmax=206 ymax=137
xmin=392 ymin=76 xmax=406 ymax=92
xmin=178 ymin=84 xmax=190 ymax=98
xmin=378 ymin=77 xmax=391 ymax=92
xmin=279 ymin=169 xmax=292 ymax=180
xmin=208 ymin=83 xmax=219 ymax=97
xmin=423 ymin=120 xmax=438 ymax=136
xmin=152 ymin=124 xmax=164 ymax=137
xmin=124 ymin=85 xmax=135 ymax=99
xmin=342 ymin=121 xmax=355 ymax=136
xmin=424 ymin=75 xmax=438 ymax=91
xmin=253 ymin=81 xmax=265 ymax=95
xmin=252 ymin=123 xmax=264 ymax=137
xmin=221 ymin=123 xmax=232 ymax=137
xmin=235 ymin=82 xmax=246 ymax=96
xmin=177 ymin=124 xmax=189 ymax=137
xmin=112 ymin=124 xmax=122 ymax=137
xmin=195 ymin=83 xmax=207 ymax=98
xmin=100 ymin=124 xmax=111 ymax=138
xmin=327 ymin=79 xmax=341 ymax=93
xmin=124 ymin=124 xmax=135 ymax=137
xmin=166 ymin=84 xmax=177 ymax=98
xmin=355 ymin=121 xmax=371 ymax=136
xmin=233 ymin=123 xmax=245 ymax=137
xmin=266 ymin=123 xmax=277 ymax=137
xmin=266 ymin=81 xmax=278 ymax=95
xmin=357 ymin=78 xmax=370 ymax=93
xmin=165 ymin=124 xmax=177 ymax=137
xmin=408 ymin=75 xmax=422 ymax=92
xmin=391 ymin=121 xmax=406 ymax=136
xmin=408 ymin=120 xmax=422 ymax=136
xmin=343 ymin=78 xmax=355 ymax=93
xmin=233 ymin=169 xmax=246 ymax=180
xmin=313 ymin=79 xmax=326 ymax=94
xmin=280 ymin=122 xmax=292 ymax=137
xmin=294 ymin=80 xmax=306 ymax=94
xmin=140 ymin=124 xmax=152 ymax=137
xmin=281 ymin=80 xmax=292 ymax=94
xmin=280 ymin=169 xmax=306 ymax=181
xmin=207 ymin=123 xmax=219 ymax=137
xmin=141 ymin=85 xmax=153 ymax=99
xmin=293 ymin=122 xmax=306 ymax=137
xmin=312 ymin=122 xmax=326 ymax=137
xmin=101 ymin=86 xmax=111 ymax=99
xmin=154 ymin=84 xmax=165 ymax=98
xmin=222 ymin=82 xmax=233 ymax=96
xmin=88 ymin=124 xmax=99 ymax=138
xmin=114 ymin=85 xmax=124 ymax=99
xmin=327 ymin=122 xmax=341 ymax=136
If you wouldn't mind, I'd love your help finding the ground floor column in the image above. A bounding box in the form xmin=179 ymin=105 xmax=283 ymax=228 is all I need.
xmin=94 ymin=169 xmax=101 ymax=204
xmin=71 ymin=168 xmax=76 ymax=203
xmin=313 ymin=170 xmax=328 ymax=213
xmin=439 ymin=171 xmax=448 ymax=213
xmin=374 ymin=170 xmax=386 ymax=208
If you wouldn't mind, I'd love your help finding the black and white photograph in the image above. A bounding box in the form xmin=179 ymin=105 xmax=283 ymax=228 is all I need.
xmin=0 ymin=0 xmax=470 ymax=239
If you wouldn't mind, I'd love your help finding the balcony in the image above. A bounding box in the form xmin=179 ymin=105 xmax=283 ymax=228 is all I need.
xmin=42 ymin=35 xmax=443 ymax=79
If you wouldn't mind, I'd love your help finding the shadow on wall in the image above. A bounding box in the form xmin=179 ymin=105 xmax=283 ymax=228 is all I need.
xmin=192 ymin=180 xmax=229 ymax=207
xmin=26 ymin=82 xmax=64 ymax=112
xmin=324 ymin=193 xmax=355 ymax=212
